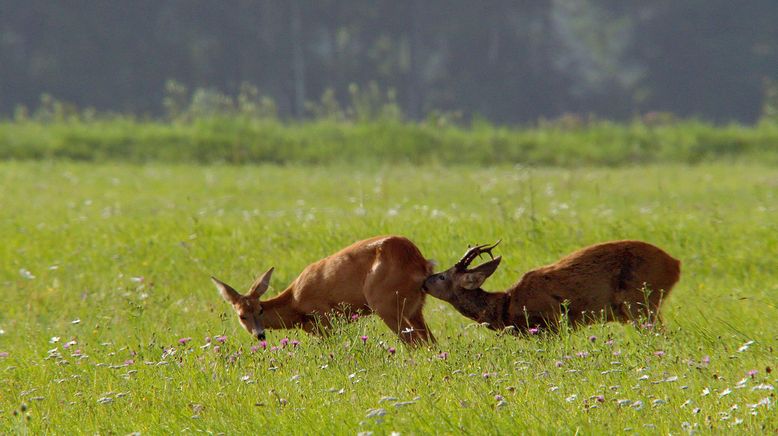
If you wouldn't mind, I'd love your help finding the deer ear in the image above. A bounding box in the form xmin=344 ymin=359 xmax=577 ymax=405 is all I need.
xmin=212 ymin=276 xmax=242 ymax=304
xmin=247 ymin=267 xmax=274 ymax=299
xmin=457 ymin=256 xmax=502 ymax=290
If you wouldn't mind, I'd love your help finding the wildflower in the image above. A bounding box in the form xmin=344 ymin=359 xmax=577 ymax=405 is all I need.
xmin=612 ymin=350 xmax=621 ymax=357
xmin=388 ymin=347 xmax=396 ymax=355
xmin=751 ymin=383 xmax=774 ymax=391
xmin=351 ymin=314 xmax=360 ymax=321
xmin=204 ymin=336 xmax=211 ymax=343
xmin=748 ymin=369 xmax=758 ymax=378
xmin=589 ymin=335 xmax=597 ymax=343
xmin=360 ymin=335 xmax=368 ymax=344
xmin=595 ymin=395 xmax=605 ymax=403
xmin=291 ymin=339 xmax=300 ymax=347
xmin=124 ymin=359 xmax=134 ymax=365
xmin=178 ymin=337 xmax=192 ymax=345
xmin=438 ymin=352 xmax=449 ymax=360
xmin=555 ymin=361 xmax=564 ymax=368
xmin=631 ymin=400 xmax=644 ymax=410
xmin=259 ymin=340 xmax=267 ymax=349
xmin=737 ymin=340 xmax=755 ymax=353
xmin=49 ymin=336 xmax=61 ymax=344
xmin=605 ymin=339 xmax=614 ymax=346
xmin=654 ymin=350 xmax=665 ymax=357
xmin=250 ymin=345 xmax=259 ymax=353
xmin=495 ymin=394 xmax=504 ymax=401
xmin=701 ymin=355 xmax=710 ymax=366
xmin=215 ymin=335 xmax=227 ymax=343
xmin=280 ymin=338 xmax=289 ymax=347
xmin=640 ymin=322 xmax=654 ymax=330
xmin=213 ymin=345 xmax=221 ymax=352
xmin=63 ymin=340 xmax=77 ymax=349
xmin=577 ymin=351 xmax=589 ymax=358
xmin=528 ymin=327 xmax=539 ymax=335
xmin=270 ymin=346 xmax=279 ymax=352
xmin=366 ymin=408 xmax=386 ymax=418
xmin=0 ymin=352 xmax=8 ymax=358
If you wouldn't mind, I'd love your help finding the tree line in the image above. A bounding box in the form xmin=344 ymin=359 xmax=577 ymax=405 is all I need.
xmin=1 ymin=1 xmax=777 ymax=123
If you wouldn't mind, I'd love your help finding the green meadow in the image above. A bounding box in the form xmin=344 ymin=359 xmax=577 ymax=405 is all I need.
xmin=0 ymin=161 xmax=776 ymax=433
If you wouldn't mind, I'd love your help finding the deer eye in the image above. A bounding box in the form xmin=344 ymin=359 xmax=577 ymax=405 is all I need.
xmin=437 ymin=274 xmax=445 ymax=281
xmin=239 ymin=316 xmax=247 ymax=321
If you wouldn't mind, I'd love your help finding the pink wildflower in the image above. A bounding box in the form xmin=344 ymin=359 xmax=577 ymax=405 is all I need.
xmin=528 ymin=327 xmax=539 ymax=335
xmin=291 ymin=340 xmax=300 ymax=347
xmin=555 ymin=360 xmax=564 ymax=368
xmin=654 ymin=350 xmax=665 ymax=357
xmin=280 ymin=338 xmax=289 ymax=347
xmin=178 ymin=337 xmax=192 ymax=345
xmin=589 ymin=335 xmax=597 ymax=343
xmin=360 ymin=335 xmax=368 ymax=344
xmin=438 ymin=352 xmax=449 ymax=360
xmin=748 ymin=369 xmax=758 ymax=378
xmin=215 ymin=335 xmax=227 ymax=344
xmin=388 ymin=347 xmax=396 ymax=355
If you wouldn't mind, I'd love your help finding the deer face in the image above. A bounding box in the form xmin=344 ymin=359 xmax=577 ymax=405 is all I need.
xmin=424 ymin=256 xmax=502 ymax=299
xmin=212 ymin=267 xmax=274 ymax=341
xmin=424 ymin=242 xmax=502 ymax=299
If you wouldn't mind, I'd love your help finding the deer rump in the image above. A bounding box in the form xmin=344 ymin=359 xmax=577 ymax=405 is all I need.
xmin=505 ymin=240 xmax=681 ymax=330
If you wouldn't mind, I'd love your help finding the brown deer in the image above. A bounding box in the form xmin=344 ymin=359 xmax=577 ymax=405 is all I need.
xmin=212 ymin=236 xmax=435 ymax=344
xmin=422 ymin=240 xmax=680 ymax=332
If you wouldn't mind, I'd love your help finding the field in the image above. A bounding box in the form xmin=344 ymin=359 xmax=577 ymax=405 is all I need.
xmin=1 ymin=161 xmax=776 ymax=433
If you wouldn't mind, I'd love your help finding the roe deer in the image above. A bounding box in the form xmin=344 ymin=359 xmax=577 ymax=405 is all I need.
xmin=212 ymin=236 xmax=435 ymax=344
xmin=422 ymin=240 xmax=680 ymax=332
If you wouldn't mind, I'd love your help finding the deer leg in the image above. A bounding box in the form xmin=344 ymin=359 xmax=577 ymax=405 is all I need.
xmin=407 ymin=312 xmax=435 ymax=344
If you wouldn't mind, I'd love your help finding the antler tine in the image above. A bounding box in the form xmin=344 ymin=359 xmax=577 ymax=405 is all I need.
xmin=455 ymin=240 xmax=501 ymax=271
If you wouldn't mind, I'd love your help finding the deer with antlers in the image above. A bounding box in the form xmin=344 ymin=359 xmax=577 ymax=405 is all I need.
xmin=422 ymin=240 xmax=680 ymax=332
xmin=212 ymin=236 xmax=436 ymax=344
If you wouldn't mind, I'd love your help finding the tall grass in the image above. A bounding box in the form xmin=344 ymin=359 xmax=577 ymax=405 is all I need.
xmin=2 ymin=115 xmax=778 ymax=166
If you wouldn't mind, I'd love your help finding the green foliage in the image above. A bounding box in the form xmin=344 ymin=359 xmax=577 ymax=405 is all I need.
xmin=2 ymin=111 xmax=778 ymax=166
xmin=0 ymin=162 xmax=776 ymax=433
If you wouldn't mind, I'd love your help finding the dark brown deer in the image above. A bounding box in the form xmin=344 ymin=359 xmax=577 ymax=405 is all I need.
xmin=422 ymin=240 xmax=680 ymax=332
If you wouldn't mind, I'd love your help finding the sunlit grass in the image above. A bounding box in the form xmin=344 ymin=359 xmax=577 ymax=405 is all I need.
xmin=0 ymin=162 xmax=776 ymax=433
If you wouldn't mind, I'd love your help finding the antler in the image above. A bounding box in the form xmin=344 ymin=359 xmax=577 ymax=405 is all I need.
xmin=454 ymin=240 xmax=501 ymax=271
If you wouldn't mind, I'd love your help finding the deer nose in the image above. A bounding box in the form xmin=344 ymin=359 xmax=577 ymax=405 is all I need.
xmin=256 ymin=332 xmax=266 ymax=341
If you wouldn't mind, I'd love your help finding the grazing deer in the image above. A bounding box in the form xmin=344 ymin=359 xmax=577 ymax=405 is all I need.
xmin=422 ymin=240 xmax=680 ymax=332
xmin=212 ymin=236 xmax=436 ymax=344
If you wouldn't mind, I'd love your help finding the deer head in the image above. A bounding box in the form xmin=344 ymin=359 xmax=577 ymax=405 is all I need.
xmin=212 ymin=267 xmax=274 ymax=341
xmin=423 ymin=242 xmax=502 ymax=300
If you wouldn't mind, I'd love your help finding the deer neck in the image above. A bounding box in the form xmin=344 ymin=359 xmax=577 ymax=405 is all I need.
xmin=449 ymin=288 xmax=508 ymax=330
xmin=261 ymin=288 xmax=305 ymax=330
